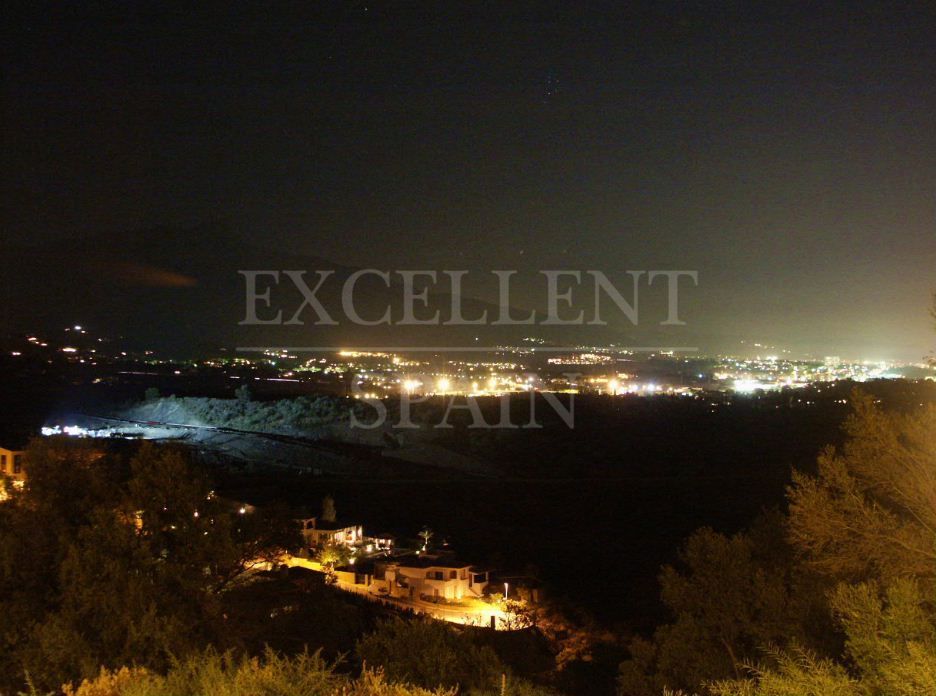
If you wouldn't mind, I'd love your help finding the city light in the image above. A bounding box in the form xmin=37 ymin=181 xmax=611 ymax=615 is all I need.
xmin=733 ymin=379 xmax=763 ymax=393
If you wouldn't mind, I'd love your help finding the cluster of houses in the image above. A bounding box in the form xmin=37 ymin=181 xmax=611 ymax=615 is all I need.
xmin=296 ymin=514 xmax=493 ymax=603
xmin=0 ymin=441 xmax=502 ymax=608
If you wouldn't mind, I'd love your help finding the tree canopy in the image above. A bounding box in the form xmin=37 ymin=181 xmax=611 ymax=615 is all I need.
xmin=714 ymin=395 xmax=936 ymax=695
xmin=0 ymin=438 xmax=299 ymax=691
xmin=619 ymin=393 xmax=936 ymax=696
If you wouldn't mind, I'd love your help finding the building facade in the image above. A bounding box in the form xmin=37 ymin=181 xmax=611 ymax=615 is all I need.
xmin=0 ymin=447 xmax=26 ymax=499
xmin=299 ymin=517 xmax=364 ymax=548
xmin=368 ymin=554 xmax=490 ymax=601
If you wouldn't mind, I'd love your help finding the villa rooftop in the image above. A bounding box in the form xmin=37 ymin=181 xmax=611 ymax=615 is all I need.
xmin=311 ymin=518 xmax=360 ymax=531
xmin=388 ymin=552 xmax=481 ymax=571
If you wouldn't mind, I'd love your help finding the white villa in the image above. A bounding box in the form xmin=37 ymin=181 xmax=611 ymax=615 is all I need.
xmin=299 ymin=517 xmax=364 ymax=548
xmin=335 ymin=552 xmax=490 ymax=602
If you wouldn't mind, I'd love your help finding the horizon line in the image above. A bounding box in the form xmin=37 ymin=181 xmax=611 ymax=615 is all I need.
xmin=235 ymin=346 xmax=700 ymax=353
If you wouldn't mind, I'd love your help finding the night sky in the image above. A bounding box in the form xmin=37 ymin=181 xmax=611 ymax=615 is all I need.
xmin=5 ymin=3 xmax=935 ymax=359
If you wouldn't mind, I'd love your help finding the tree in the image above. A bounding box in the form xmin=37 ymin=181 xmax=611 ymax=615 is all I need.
xmin=617 ymin=513 xmax=830 ymax=696
xmin=707 ymin=648 xmax=859 ymax=696
xmin=123 ymin=444 xmax=298 ymax=593
xmin=356 ymin=617 xmax=503 ymax=692
xmin=500 ymin=599 xmax=536 ymax=631
xmin=787 ymin=391 xmax=936 ymax=582
xmin=234 ymin=383 xmax=253 ymax=402
xmin=0 ymin=437 xmax=121 ymax=687
xmin=0 ymin=439 xmax=299 ymax=691
xmin=322 ymin=495 xmax=337 ymax=523
xmin=712 ymin=394 xmax=936 ymax=695
xmin=709 ymin=580 xmax=936 ymax=696
xmin=316 ymin=542 xmax=351 ymax=569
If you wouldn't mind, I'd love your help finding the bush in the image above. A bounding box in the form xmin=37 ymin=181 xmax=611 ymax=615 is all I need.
xmin=357 ymin=618 xmax=503 ymax=692
xmin=63 ymin=648 xmax=456 ymax=696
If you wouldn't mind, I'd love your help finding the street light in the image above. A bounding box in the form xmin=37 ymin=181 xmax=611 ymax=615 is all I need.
xmin=504 ymin=582 xmax=509 ymax=601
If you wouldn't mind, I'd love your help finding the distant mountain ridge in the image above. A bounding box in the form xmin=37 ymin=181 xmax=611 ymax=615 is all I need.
xmin=3 ymin=222 xmax=701 ymax=356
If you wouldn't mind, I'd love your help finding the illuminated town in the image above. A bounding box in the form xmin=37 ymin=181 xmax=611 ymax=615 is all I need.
xmin=6 ymin=326 xmax=930 ymax=401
